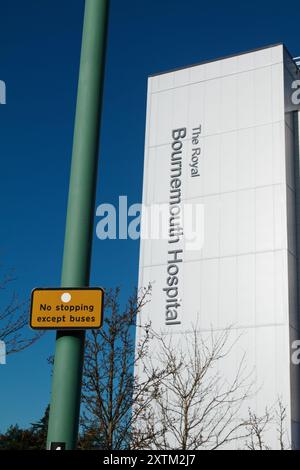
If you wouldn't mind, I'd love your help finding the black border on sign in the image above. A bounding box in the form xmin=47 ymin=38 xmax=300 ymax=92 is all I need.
xmin=30 ymin=287 xmax=104 ymax=331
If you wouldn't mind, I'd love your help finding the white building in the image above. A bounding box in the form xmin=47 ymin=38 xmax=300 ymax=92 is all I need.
xmin=137 ymin=44 xmax=300 ymax=449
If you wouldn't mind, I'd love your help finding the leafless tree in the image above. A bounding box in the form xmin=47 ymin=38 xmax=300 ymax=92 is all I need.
xmin=245 ymin=399 xmax=289 ymax=450
xmin=80 ymin=285 xmax=170 ymax=450
xmin=132 ymin=326 xmax=256 ymax=450
xmin=79 ymin=287 xmax=291 ymax=450
xmin=245 ymin=408 xmax=272 ymax=450
xmin=0 ymin=271 xmax=41 ymax=356
xmin=276 ymin=400 xmax=289 ymax=450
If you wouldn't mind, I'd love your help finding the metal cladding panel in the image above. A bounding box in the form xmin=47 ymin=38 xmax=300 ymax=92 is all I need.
xmin=138 ymin=45 xmax=300 ymax=448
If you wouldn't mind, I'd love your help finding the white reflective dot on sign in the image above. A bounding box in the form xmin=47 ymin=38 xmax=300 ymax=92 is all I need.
xmin=61 ymin=292 xmax=71 ymax=303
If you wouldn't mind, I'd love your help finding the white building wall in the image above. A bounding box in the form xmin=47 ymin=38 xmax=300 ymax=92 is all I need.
xmin=138 ymin=44 xmax=300 ymax=449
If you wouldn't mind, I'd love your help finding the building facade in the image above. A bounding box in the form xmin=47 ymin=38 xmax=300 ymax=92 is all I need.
xmin=138 ymin=44 xmax=300 ymax=449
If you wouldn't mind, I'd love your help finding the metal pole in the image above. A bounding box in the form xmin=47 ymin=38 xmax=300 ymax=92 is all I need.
xmin=46 ymin=0 xmax=109 ymax=450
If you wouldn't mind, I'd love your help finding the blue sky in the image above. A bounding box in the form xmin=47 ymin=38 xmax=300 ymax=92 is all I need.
xmin=0 ymin=0 xmax=299 ymax=432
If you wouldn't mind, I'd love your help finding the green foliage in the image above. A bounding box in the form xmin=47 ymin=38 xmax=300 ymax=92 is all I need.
xmin=0 ymin=406 xmax=49 ymax=450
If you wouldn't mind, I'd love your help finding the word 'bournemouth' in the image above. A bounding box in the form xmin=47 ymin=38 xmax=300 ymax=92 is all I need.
xmin=163 ymin=128 xmax=186 ymax=327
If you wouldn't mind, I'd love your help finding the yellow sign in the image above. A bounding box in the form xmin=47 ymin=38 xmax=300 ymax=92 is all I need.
xmin=30 ymin=288 xmax=104 ymax=330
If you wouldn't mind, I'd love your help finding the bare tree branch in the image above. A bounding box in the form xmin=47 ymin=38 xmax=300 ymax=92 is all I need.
xmin=132 ymin=326 xmax=255 ymax=450
xmin=0 ymin=272 xmax=43 ymax=355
